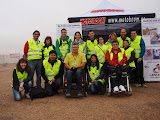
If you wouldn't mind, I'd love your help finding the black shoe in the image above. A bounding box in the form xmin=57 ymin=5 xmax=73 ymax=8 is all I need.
xmin=98 ymin=90 xmax=103 ymax=95
xmin=55 ymin=91 xmax=59 ymax=95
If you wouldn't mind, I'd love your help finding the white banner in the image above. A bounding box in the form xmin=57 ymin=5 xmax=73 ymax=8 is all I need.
xmin=10 ymin=53 xmax=20 ymax=58
xmin=56 ymin=23 xmax=82 ymax=41
xmin=142 ymin=18 xmax=160 ymax=81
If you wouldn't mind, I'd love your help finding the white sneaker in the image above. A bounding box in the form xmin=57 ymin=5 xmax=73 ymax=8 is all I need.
xmin=119 ymin=85 xmax=126 ymax=92
xmin=25 ymin=93 xmax=30 ymax=99
xmin=113 ymin=86 xmax=119 ymax=93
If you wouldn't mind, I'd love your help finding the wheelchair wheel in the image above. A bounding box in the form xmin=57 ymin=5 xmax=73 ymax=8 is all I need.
xmin=84 ymin=91 xmax=87 ymax=97
xmin=128 ymin=86 xmax=132 ymax=96
xmin=106 ymin=85 xmax=111 ymax=96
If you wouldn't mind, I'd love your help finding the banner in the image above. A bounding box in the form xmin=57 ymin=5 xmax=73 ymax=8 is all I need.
xmin=10 ymin=53 xmax=20 ymax=58
xmin=56 ymin=23 xmax=82 ymax=41
xmin=142 ymin=18 xmax=160 ymax=81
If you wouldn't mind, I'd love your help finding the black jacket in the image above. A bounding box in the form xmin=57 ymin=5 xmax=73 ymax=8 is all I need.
xmin=12 ymin=68 xmax=32 ymax=91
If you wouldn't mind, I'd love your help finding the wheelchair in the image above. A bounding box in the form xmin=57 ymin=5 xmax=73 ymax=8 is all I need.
xmin=63 ymin=70 xmax=88 ymax=97
xmin=105 ymin=65 xmax=132 ymax=96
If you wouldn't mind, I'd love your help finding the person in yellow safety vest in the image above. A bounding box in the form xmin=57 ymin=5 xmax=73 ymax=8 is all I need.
xmin=123 ymin=40 xmax=138 ymax=83
xmin=105 ymin=32 xmax=117 ymax=50
xmin=130 ymin=30 xmax=146 ymax=87
xmin=70 ymin=31 xmax=87 ymax=55
xmin=12 ymin=58 xmax=32 ymax=101
xmin=117 ymin=28 xmax=131 ymax=48
xmin=24 ymin=30 xmax=43 ymax=87
xmin=86 ymin=30 xmax=98 ymax=60
xmin=105 ymin=40 xmax=127 ymax=93
xmin=123 ymin=40 xmax=136 ymax=68
xmin=94 ymin=37 xmax=109 ymax=64
xmin=87 ymin=54 xmax=104 ymax=95
xmin=41 ymin=50 xmax=64 ymax=96
xmin=42 ymin=36 xmax=55 ymax=60
xmin=55 ymin=28 xmax=72 ymax=62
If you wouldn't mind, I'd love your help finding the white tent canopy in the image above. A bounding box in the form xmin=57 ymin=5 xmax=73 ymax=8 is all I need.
xmin=68 ymin=0 xmax=155 ymax=40
xmin=72 ymin=0 xmax=151 ymax=18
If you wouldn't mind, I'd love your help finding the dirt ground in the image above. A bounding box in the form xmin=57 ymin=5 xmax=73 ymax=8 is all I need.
xmin=0 ymin=63 xmax=160 ymax=120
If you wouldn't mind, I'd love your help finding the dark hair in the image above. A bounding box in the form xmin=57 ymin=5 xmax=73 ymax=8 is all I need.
xmin=33 ymin=30 xmax=40 ymax=35
xmin=16 ymin=58 xmax=30 ymax=73
xmin=49 ymin=50 xmax=57 ymax=56
xmin=88 ymin=30 xmax=94 ymax=34
xmin=72 ymin=41 xmax=79 ymax=46
xmin=61 ymin=28 xmax=67 ymax=32
xmin=120 ymin=28 xmax=126 ymax=32
xmin=74 ymin=31 xmax=83 ymax=41
xmin=112 ymin=40 xmax=119 ymax=45
xmin=98 ymin=36 xmax=104 ymax=44
xmin=123 ymin=40 xmax=129 ymax=44
xmin=44 ymin=36 xmax=52 ymax=45
xmin=88 ymin=54 xmax=99 ymax=71
xmin=130 ymin=29 xmax=137 ymax=33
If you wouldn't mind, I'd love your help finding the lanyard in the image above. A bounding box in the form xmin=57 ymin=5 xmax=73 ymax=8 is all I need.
xmin=72 ymin=53 xmax=78 ymax=61
xmin=72 ymin=53 xmax=79 ymax=64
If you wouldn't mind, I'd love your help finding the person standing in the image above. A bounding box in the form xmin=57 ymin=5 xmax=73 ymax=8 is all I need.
xmin=41 ymin=50 xmax=63 ymax=96
xmin=42 ymin=36 xmax=55 ymax=60
xmin=130 ymin=30 xmax=146 ymax=87
xmin=105 ymin=32 xmax=117 ymax=50
xmin=123 ymin=40 xmax=137 ymax=83
xmin=94 ymin=37 xmax=108 ymax=64
xmin=71 ymin=31 xmax=87 ymax=55
xmin=24 ymin=30 xmax=43 ymax=87
xmin=55 ymin=29 xmax=72 ymax=62
xmin=117 ymin=28 xmax=131 ymax=48
xmin=86 ymin=30 xmax=98 ymax=61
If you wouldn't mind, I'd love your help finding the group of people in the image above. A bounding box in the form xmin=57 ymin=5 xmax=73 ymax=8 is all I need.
xmin=11 ymin=28 xmax=146 ymax=101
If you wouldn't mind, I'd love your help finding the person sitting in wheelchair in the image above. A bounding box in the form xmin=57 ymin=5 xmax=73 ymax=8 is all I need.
xmin=105 ymin=40 xmax=127 ymax=92
xmin=87 ymin=54 xmax=104 ymax=95
xmin=64 ymin=42 xmax=86 ymax=97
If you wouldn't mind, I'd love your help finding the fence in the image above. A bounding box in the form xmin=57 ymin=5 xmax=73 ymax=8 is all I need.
xmin=0 ymin=53 xmax=22 ymax=64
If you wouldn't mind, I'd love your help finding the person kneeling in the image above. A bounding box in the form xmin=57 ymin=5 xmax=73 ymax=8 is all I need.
xmin=105 ymin=40 xmax=127 ymax=92
xmin=12 ymin=58 xmax=32 ymax=101
xmin=64 ymin=42 xmax=86 ymax=97
xmin=41 ymin=50 xmax=64 ymax=96
xmin=87 ymin=54 xmax=104 ymax=95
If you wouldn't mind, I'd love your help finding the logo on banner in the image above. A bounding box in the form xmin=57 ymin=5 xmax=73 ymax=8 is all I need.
xmin=91 ymin=9 xmax=124 ymax=13
xmin=150 ymin=64 xmax=160 ymax=76
xmin=80 ymin=17 xmax=105 ymax=25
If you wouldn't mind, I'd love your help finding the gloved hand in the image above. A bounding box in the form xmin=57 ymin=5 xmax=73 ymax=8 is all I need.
xmin=116 ymin=64 xmax=122 ymax=78
xmin=71 ymin=67 xmax=77 ymax=73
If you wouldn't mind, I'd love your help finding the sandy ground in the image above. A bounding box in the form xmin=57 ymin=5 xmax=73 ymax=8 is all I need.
xmin=0 ymin=63 xmax=160 ymax=120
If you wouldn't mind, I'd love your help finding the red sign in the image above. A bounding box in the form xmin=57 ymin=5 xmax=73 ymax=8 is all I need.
xmin=80 ymin=17 xmax=105 ymax=25
xmin=91 ymin=9 xmax=124 ymax=13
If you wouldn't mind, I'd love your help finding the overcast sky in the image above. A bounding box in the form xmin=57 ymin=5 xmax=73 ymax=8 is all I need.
xmin=0 ymin=0 xmax=160 ymax=54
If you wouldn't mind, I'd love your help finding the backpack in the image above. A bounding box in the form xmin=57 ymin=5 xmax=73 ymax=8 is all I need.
xmin=29 ymin=86 xmax=48 ymax=100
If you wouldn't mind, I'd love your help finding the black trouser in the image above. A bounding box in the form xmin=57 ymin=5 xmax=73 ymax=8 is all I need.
xmin=133 ymin=58 xmax=145 ymax=84
xmin=128 ymin=67 xmax=138 ymax=83
xmin=111 ymin=77 xmax=126 ymax=88
xmin=109 ymin=66 xmax=126 ymax=88
xmin=45 ymin=77 xmax=63 ymax=96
